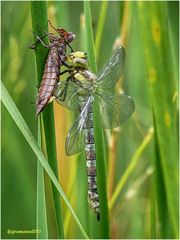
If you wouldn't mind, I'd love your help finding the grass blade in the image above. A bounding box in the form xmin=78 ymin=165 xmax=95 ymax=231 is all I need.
xmin=36 ymin=161 xmax=48 ymax=239
xmin=30 ymin=2 xmax=64 ymax=238
xmin=36 ymin=121 xmax=48 ymax=239
xmin=30 ymin=2 xmax=49 ymax=238
xmin=84 ymin=1 xmax=97 ymax=73
xmin=109 ymin=127 xmax=154 ymax=209
xmin=137 ymin=2 xmax=178 ymax=238
xmin=75 ymin=15 xmax=90 ymax=236
xmin=1 ymin=81 xmax=89 ymax=239
xmin=84 ymin=1 xmax=109 ymax=238
xmin=95 ymin=1 xmax=108 ymax=62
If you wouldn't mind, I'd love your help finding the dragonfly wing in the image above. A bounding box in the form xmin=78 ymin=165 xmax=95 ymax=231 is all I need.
xmin=65 ymin=96 xmax=92 ymax=156
xmin=96 ymin=92 xmax=135 ymax=129
xmin=54 ymin=80 xmax=80 ymax=110
xmin=97 ymin=47 xmax=125 ymax=90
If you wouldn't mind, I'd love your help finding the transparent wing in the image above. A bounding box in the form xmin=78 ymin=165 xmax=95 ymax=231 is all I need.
xmin=97 ymin=47 xmax=125 ymax=90
xmin=65 ymin=96 xmax=92 ymax=156
xmin=53 ymin=80 xmax=80 ymax=110
xmin=95 ymin=91 xmax=135 ymax=129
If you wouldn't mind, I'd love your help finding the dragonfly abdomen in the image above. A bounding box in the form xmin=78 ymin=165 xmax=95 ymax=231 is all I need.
xmin=81 ymin=100 xmax=100 ymax=221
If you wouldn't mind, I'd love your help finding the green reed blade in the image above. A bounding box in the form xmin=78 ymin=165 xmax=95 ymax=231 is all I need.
xmin=1 ymin=81 xmax=89 ymax=239
xmin=84 ymin=1 xmax=109 ymax=238
xmin=137 ymin=2 xmax=178 ymax=238
xmin=76 ymin=14 xmax=90 ymax=236
xmin=30 ymin=2 xmax=49 ymax=238
xmin=30 ymin=2 xmax=64 ymax=238
xmin=95 ymin=1 xmax=108 ymax=62
xmin=84 ymin=1 xmax=97 ymax=73
xmin=36 ymin=119 xmax=48 ymax=239
xmin=109 ymin=127 xmax=154 ymax=209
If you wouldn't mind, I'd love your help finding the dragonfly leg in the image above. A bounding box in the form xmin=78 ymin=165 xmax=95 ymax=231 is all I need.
xmin=59 ymin=55 xmax=72 ymax=68
xmin=29 ymin=34 xmax=47 ymax=49
xmin=60 ymin=69 xmax=73 ymax=76
xmin=36 ymin=25 xmax=49 ymax=36
xmin=31 ymin=32 xmax=50 ymax=48
xmin=65 ymin=41 xmax=73 ymax=53
xmin=63 ymin=61 xmax=72 ymax=68
xmin=48 ymin=19 xmax=57 ymax=33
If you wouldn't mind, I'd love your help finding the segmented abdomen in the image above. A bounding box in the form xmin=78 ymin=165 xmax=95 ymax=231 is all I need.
xmin=36 ymin=47 xmax=60 ymax=116
xmin=79 ymin=97 xmax=100 ymax=220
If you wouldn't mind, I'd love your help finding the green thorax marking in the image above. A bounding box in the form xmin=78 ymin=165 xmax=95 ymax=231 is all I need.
xmin=68 ymin=51 xmax=97 ymax=90
xmin=67 ymin=51 xmax=88 ymax=69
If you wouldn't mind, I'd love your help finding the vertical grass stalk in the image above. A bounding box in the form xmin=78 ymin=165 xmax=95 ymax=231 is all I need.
xmin=76 ymin=14 xmax=90 ymax=236
xmin=95 ymin=1 xmax=108 ymax=62
xmin=36 ymin=120 xmax=48 ymax=239
xmin=30 ymin=2 xmax=64 ymax=238
xmin=109 ymin=127 xmax=154 ymax=210
xmin=84 ymin=1 xmax=109 ymax=238
xmin=137 ymin=2 xmax=178 ymax=238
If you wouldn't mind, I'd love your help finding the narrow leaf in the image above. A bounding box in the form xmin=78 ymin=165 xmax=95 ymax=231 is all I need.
xmin=30 ymin=2 xmax=64 ymax=238
xmin=137 ymin=2 xmax=178 ymax=238
xmin=84 ymin=1 xmax=109 ymax=238
xmin=1 ymin=81 xmax=89 ymax=239
xmin=95 ymin=1 xmax=108 ymax=61
xmin=109 ymin=127 xmax=154 ymax=209
xmin=36 ymin=121 xmax=48 ymax=239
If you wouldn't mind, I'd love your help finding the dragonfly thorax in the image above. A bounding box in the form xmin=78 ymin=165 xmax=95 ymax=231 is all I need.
xmin=74 ymin=70 xmax=97 ymax=90
xmin=68 ymin=51 xmax=88 ymax=69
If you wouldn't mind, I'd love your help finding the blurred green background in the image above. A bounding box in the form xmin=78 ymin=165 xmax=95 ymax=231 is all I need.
xmin=1 ymin=1 xmax=179 ymax=239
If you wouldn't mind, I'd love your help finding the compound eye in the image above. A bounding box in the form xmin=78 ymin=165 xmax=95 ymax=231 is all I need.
xmin=57 ymin=28 xmax=65 ymax=37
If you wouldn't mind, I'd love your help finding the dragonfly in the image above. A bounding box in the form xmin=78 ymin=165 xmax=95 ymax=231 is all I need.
xmin=30 ymin=20 xmax=75 ymax=116
xmin=54 ymin=48 xmax=135 ymax=220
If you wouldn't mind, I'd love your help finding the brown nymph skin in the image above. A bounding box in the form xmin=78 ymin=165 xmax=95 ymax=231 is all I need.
xmin=32 ymin=25 xmax=75 ymax=116
xmin=36 ymin=45 xmax=61 ymax=116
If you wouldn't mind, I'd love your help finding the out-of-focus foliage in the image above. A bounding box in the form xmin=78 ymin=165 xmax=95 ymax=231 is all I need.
xmin=1 ymin=1 xmax=178 ymax=239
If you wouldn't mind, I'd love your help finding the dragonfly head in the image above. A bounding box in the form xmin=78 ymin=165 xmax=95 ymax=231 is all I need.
xmin=67 ymin=51 xmax=88 ymax=69
xmin=57 ymin=28 xmax=75 ymax=43
xmin=48 ymin=20 xmax=75 ymax=43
